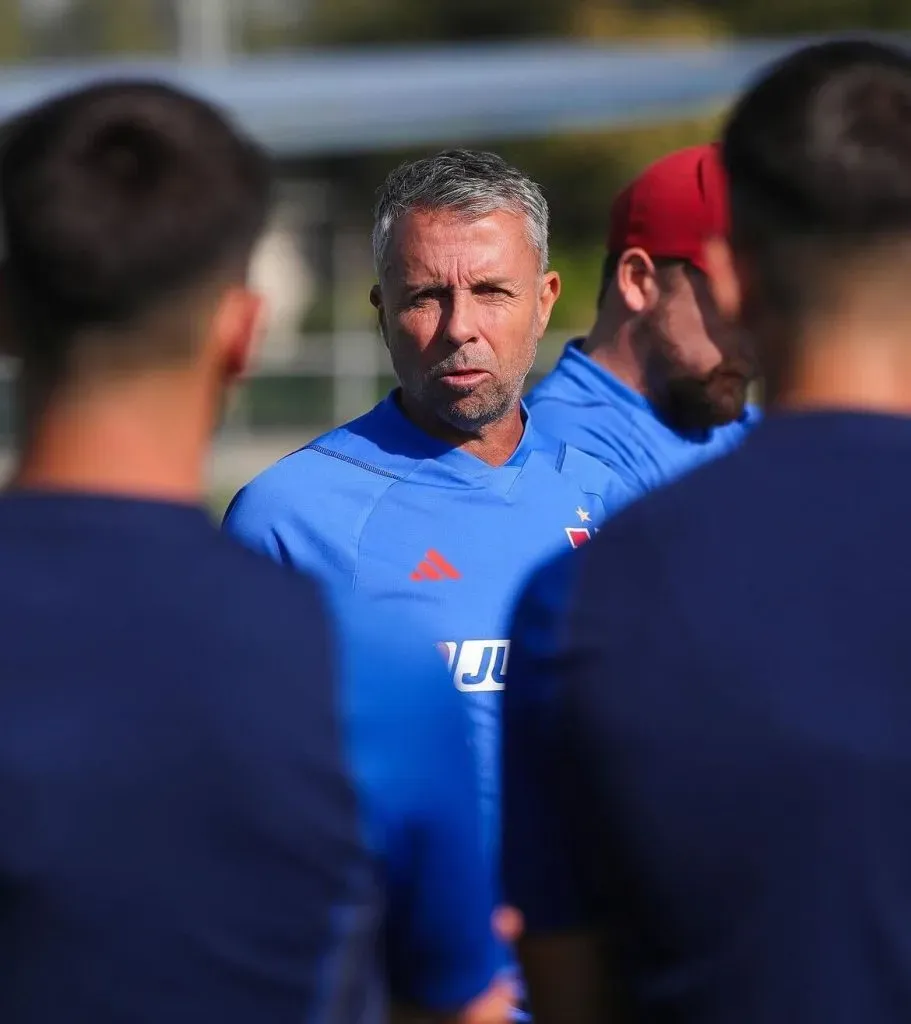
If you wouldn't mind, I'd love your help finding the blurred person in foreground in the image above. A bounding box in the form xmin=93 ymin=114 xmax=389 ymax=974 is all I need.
xmin=225 ymin=149 xmax=633 ymax=1017
xmin=504 ymin=38 xmax=911 ymax=1024
xmin=0 ymin=81 xmax=506 ymax=1024
xmin=528 ymin=144 xmax=760 ymax=496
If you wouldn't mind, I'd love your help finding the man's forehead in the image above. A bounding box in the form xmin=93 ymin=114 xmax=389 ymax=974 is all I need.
xmin=386 ymin=207 xmax=535 ymax=280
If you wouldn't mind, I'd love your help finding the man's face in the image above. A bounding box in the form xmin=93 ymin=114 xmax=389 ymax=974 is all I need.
xmin=373 ymin=208 xmax=560 ymax=433
xmin=640 ymin=261 xmax=756 ymax=431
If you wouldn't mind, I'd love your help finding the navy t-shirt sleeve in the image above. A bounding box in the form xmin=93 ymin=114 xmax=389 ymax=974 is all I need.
xmin=331 ymin=590 xmax=498 ymax=1011
xmin=502 ymin=551 xmax=593 ymax=933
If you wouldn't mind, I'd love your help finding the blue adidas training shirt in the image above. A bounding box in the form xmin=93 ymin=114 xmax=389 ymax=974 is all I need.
xmin=505 ymin=410 xmax=911 ymax=1023
xmin=0 ymin=492 xmax=496 ymax=1024
xmin=224 ymin=391 xmax=632 ymax=968
xmin=527 ymin=338 xmax=760 ymax=494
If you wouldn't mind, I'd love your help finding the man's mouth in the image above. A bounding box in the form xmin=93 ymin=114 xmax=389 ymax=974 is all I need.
xmin=436 ymin=369 xmax=491 ymax=387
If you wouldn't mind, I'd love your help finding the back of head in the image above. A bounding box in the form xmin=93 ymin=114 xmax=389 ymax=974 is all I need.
xmin=721 ymin=40 xmax=911 ymax=347
xmin=0 ymin=80 xmax=271 ymax=382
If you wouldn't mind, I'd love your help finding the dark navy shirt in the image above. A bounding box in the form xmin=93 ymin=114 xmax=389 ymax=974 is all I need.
xmin=505 ymin=411 xmax=911 ymax=1024
xmin=0 ymin=493 xmax=496 ymax=1024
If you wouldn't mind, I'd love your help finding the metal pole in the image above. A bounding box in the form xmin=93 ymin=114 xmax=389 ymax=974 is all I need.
xmin=176 ymin=0 xmax=232 ymax=64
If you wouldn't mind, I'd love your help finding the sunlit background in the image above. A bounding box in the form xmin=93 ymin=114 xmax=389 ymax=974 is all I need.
xmin=0 ymin=0 xmax=906 ymax=510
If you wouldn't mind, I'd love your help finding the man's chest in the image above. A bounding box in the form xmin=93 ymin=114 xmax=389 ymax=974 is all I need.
xmin=351 ymin=483 xmax=599 ymax=686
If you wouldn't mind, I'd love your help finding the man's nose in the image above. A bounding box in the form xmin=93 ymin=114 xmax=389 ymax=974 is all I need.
xmin=443 ymin=291 xmax=480 ymax=346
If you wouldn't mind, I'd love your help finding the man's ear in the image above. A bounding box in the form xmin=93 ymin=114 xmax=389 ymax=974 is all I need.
xmin=616 ymin=248 xmax=661 ymax=315
xmin=370 ymin=283 xmax=388 ymax=343
xmin=536 ymin=270 xmax=561 ymax=334
xmin=211 ymin=285 xmax=266 ymax=383
xmin=702 ymin=235 xmax=742 ymax=322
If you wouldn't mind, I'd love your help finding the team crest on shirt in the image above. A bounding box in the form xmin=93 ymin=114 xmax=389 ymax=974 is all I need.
xmin=565 ymin=506 xmax=598 ymax=549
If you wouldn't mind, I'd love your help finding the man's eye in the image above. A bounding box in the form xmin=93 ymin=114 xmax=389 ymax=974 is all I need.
xmin=407 ymin=291 xmax=442 ymax=306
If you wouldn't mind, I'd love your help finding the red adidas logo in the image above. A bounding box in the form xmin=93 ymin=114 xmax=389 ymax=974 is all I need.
xmin=410 ymin=549 xmax=461 ymax=581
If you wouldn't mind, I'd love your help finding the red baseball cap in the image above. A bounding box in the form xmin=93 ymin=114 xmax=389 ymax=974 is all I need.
xmin=607 ymin=143 xmax=729 ymax=275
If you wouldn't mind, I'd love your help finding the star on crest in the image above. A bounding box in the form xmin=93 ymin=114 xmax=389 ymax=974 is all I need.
xmin=575 ymin=507 xmax=591 ymax=523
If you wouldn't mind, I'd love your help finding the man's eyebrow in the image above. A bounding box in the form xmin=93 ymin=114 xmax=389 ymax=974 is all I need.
xmin=402 ymin=281 xmax=450 ymax=294
xmin=472 ymin=277 xmax=516 ymax=289
xmin=399 ymin=276 xmax=517 ymax=293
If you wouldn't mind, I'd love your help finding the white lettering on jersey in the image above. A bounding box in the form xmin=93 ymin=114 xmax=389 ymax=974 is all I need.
xmin=438 ymin=640 xmax=510 ymax=692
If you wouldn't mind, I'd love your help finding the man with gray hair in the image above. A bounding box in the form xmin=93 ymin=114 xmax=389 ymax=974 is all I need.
xmin=224 ymin=149 xmax=632 ymax=1018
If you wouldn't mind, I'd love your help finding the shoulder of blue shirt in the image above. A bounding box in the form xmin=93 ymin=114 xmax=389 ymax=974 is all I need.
xmin=223 ymin=399 xmax=636 ymax=571
xmin=528 ymin=350 xmax=762 ymax=443
xmin=528 ymin=342 xmax=757 ymax=487
xmin=221 ymin=408 xmax=399 ymax=576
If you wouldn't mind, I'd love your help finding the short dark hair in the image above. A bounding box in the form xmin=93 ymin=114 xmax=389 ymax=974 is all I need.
xmin=722 ymin=39 xmax=911 ymax=321
xmin=0 ymin=79 xmax=272 ymax=373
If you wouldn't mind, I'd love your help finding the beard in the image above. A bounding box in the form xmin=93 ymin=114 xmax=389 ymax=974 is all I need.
xmin=659 ymin=368 xmax=751 ymax=431
xmin=428 ymin=377 xmax=518 ymax=431
xmin=642 ymin=323 xmax=754 ymax=433
xmin=392 ymin=334 xmax=537 ymax=434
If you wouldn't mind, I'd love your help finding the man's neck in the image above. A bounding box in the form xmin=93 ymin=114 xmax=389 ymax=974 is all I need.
xmin=770 ymin=325 xmax=911 ymax=417
xmin=397 ymin=391 xmax=524 ymax=467
xmin=582 ymin=314 xmax=646 ymax=395
xmin=12 ymin=379 xmax=211 ymax=504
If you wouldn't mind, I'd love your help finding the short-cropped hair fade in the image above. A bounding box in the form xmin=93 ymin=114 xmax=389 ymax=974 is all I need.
xmin=722 ymin=39 xmax=911 ymax=321
xmin=0 ymin=79 xmax=272 ymax=369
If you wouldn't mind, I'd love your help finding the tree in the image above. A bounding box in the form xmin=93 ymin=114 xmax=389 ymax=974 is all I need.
xmin=81 ymin=0 xmax=166 ymax=55
xmin=0 ymin=0 xmax=27 ymax=62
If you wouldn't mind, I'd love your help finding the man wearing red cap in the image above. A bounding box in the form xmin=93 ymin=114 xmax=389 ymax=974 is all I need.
xmin=527 ymin=144 xmax=760 ymax=496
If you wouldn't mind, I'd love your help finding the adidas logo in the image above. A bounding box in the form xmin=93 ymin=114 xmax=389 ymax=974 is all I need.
xmin=410 ymin=549 xmax=461 ymax=581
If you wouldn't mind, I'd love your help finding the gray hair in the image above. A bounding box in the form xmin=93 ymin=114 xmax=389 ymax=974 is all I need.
xmin=372 ymin=149 xmax=550 ymax=276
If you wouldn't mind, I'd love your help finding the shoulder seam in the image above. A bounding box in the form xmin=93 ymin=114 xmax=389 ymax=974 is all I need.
xmin=351 ymin=468 xmax=426 ymax=591
xmin=555 ymin=441 xmax=567 ymax=474
xmin=305 ymin=444 xmax=405 ymax=482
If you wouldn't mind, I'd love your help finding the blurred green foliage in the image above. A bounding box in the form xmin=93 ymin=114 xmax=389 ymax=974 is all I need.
xmin=291 ymin=0 xmax=911 ymax=45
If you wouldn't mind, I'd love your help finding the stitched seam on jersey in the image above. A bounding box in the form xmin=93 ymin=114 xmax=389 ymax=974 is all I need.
xmin=293 ymin=444 xmax=409 ymax=590
xmin=555 ymin=441 xmax=567 ymax=474
xmin=352 ymin=462 xmax=430 ymax=591
xmin=305 ymin=445 xmax=405 ymax=482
